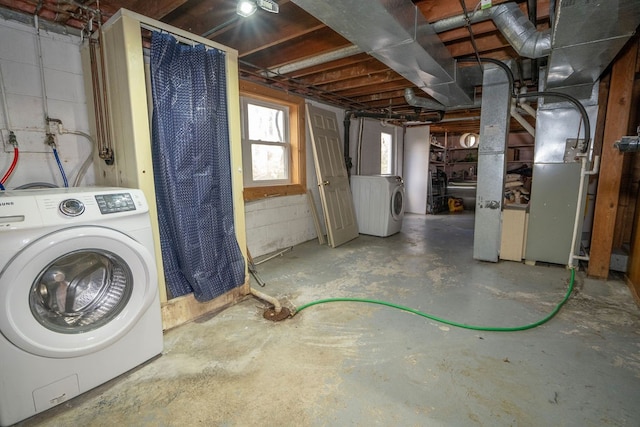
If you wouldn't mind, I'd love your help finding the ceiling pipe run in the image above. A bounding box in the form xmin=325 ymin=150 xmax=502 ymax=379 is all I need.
xmin=266 ymin=45 xmax=362 ymax=77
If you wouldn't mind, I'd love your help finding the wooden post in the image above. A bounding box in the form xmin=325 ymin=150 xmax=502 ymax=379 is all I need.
xmin=628 ymin=192 xmax=640 ymax=305
xmin=588 ymin=39 xmax=638 ymax=278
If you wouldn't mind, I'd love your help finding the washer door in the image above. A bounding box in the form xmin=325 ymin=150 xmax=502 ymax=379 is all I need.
xmin=0 ymin=226 xmax=158 ymax=358
xmin=390 ymin=186 xmax=405 ymax=221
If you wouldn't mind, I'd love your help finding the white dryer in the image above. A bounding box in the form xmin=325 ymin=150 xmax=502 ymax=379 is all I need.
xmin=0 ymin=188 xmax=163 ymax=426
xmin=350 ymin=175 xmax=405 ymax=237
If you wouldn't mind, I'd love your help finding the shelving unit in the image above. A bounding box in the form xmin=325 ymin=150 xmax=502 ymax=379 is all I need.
xmin=427 ymin=138 xmax=448 ymax=213
xmin=427 ymin=168 xmax=448 ymax=214
xmin=427 ymin=131 xmax=535 ymax=212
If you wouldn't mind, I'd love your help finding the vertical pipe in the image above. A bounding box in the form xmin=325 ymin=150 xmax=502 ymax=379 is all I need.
xmin=527 ymin=0 xmax=539 ymax=85
xmin=0 ymin=63 xmax=12 ymax=131
xmin=343 ymin=112 xmax=353 ymax=176
xmin=34 ymin=15 xmax=50 ymax=128
xmin=568 ymin=154 xmax=600 ymax=267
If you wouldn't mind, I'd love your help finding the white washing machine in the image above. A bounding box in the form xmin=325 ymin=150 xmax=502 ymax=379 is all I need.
xmin=350 ymin=175 xmax=405 ymax=237
xmin=0 ymin=187 xmax=163 ymax=426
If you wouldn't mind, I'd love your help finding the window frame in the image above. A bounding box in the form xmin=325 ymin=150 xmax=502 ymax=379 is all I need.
xmin=241 ymin=97 xmax=290 ymax=187
xmin=239 ymin=80 xmax=306 ymax=201
xmin=380 ymin=130 xmax=393 ymax=175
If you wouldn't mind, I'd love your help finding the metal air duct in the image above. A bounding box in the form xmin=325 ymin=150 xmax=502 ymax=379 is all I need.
xmin=274 ymin=2 xmax=550 ymax=79
xmin=432 ymin=3 xmax=550 ymax=59
xmin=491 ymin=2 xmax=550 ymax=59
xmin=404 ymin=88 xmax=482 ymax=111
xmin=290 ymin=0 xmax=474 ymax=107
xmin=545 ymin=0 xmax=640 ymax=97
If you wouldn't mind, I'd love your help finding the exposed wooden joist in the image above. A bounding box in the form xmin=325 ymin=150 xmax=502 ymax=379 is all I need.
xmin=242 ymin=27 xmax=350 ymax=68
xmin=128 ymin=0 xmax=189 ymax=20
xmin=300 ymin=61 xmax=391 ymax=85
xmin=289 ymin=53 xmax=373 ymax=79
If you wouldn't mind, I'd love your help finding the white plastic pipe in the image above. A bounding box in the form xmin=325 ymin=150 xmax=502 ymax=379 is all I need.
xmin=510 ymin=99 xmax=535 ymax=137
xmin=250 ymin=287 xmax=282 ymax=313
xmin=568 ymin=154 xmax=600 ymax=267
xmin=518 ymin=100 xmax=537 ymax=118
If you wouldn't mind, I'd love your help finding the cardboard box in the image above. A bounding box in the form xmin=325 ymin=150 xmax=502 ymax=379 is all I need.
xmin=500 ymin=205 xmax=529 ymax=261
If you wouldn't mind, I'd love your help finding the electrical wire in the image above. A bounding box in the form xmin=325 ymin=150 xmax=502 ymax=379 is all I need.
xmin=519 ymin=91 xmax=591 ymax=153
xmin=458 ymin=56 xmax=591 ymax=153
xmin=52 ymin=147 xmax=68 ymax=188
xmin=294 ymin=269 xmax=575 ymax=332
xmin=459 ymin=0 xmax=483 ymax=70
xmin=0 ymin=146 xmax=19 ymax=185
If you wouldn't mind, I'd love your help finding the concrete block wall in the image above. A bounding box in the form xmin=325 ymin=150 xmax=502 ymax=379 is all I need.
xmin=0 ymin=14 xmax=94 ymax=188
xmin=245 ymin=194 xmax=318 ymax=257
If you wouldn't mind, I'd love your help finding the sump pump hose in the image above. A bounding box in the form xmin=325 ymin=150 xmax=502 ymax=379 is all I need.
xmin=294 ymin=269 xmax=575 ymax=332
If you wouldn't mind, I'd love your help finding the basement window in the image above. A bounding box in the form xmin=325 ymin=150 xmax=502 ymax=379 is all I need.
xmin=381 ymin=131 xmax=393 ymax=174
xmin=239 ymin=80 xmax=306 ymax=201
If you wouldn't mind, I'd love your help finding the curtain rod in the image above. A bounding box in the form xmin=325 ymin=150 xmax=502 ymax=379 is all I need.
xmin=140 ymin=22 xmax=214 ymax=49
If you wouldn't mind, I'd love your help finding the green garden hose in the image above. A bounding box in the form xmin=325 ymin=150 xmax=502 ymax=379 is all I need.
xmin=293 ymin=268 xmax=575 ymax=332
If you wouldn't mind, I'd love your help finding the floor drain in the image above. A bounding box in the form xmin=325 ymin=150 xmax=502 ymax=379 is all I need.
xmin=263 ymin=307 xmax=291 ymax=321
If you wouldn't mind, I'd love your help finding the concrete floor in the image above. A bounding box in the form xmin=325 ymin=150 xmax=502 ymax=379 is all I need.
xmin=21 ymin=212 xmax=640 ymax=426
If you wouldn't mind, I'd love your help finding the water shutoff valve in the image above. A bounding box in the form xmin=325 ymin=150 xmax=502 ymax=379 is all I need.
xmin=8 ymin=131 xmax=17 ymax=147
xmin=614 ymin=126 xmax=640 ymax=153
xmin=46 ymin=133 xmax=57 ymax=147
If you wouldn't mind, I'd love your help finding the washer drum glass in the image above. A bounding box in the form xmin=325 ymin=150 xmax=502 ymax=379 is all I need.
xmin=29 ymin=250 xmax=133 ymax=334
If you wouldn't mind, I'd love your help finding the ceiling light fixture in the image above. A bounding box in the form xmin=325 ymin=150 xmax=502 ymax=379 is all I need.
xmin=237 ymin=0 xmax=257 ymax=17
xmin=236 ymin=0 xmax=279 ymax=18
xmin=256 ymin=0 xmax=279 ymax=13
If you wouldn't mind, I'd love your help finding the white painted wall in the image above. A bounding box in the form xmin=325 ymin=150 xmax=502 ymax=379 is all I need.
xmin=0 ymin=15 xmax=94 ymax=188
xmin=347 ymin=117 xmax=402 ymax=176
xmin=403 ymin=125 xmax=430 ymax=214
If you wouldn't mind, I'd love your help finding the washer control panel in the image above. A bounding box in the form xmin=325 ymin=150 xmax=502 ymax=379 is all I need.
xmin=58 ymin=199 xmax=85 ymax=217
xmin=0 ymin=188 xmax=148 ymax=230
xmin=94 ymin=193 xmax=136 ymax=214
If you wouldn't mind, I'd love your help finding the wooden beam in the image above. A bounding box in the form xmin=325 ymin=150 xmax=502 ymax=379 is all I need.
xmin=161 ymin=280 xmax=251 ymax=331
xmin=628 ymin=188 xmax=640 ymax=305
xmin=625 ymin=42 xmax=640 ymax=303
xmin=129 ymin=0 xmax=189 ymax=20
xmin=588 ymin=38 xmax=639 ymax=278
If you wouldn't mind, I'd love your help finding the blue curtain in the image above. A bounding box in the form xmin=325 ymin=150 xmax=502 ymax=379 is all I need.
xmin=150 ymin=32 xmax=245 ymax=302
